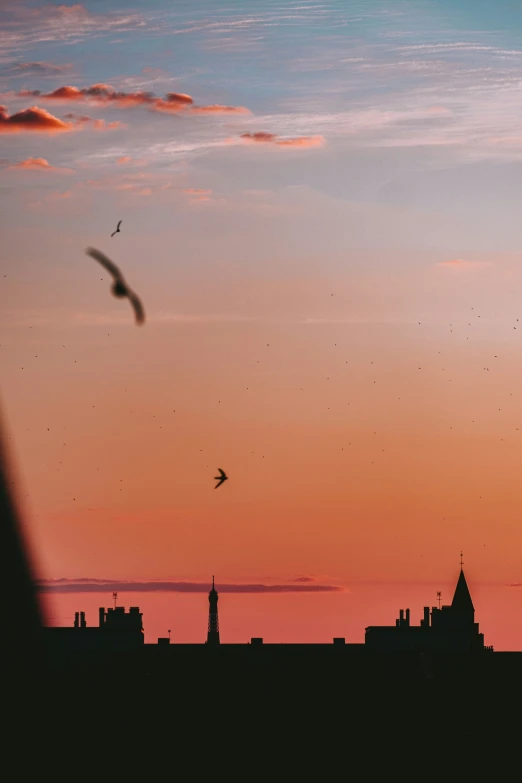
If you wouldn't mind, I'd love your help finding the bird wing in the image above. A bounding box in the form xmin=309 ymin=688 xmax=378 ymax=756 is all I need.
xmin=214 ymin=478 xmax=225 ymax=488
xmin=127 ymin=288 xmax=145 ymax=326
xmin=86 ymin=247 xmax=122 ymax=281
xmin=117 ymin=220 xmax=122 ymax=230
xmin=217 ymin=468 xmax=226 ymax=478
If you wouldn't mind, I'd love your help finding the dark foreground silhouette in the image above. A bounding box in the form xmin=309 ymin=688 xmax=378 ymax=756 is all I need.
xmin=1 ymin=407 xmax=520 ymax=769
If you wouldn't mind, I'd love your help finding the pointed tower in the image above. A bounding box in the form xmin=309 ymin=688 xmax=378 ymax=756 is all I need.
xmin=451 ymin=552 xmax=475 ymax=624
xmin=451 ymin=569 xmax=475 ymax=619
xmin=206 ymin=576 xmax=220 ymax=645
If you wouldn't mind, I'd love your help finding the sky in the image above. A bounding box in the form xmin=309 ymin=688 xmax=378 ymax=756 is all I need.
xmin=3 ymin=0 xmax=522 ymax=648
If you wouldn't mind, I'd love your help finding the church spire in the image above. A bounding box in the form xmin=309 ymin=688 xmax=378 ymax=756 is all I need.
xmin=206 ymin=575 xmax=220 ymax=645
xmin=451 ymin=566 xmax=475 ymax=616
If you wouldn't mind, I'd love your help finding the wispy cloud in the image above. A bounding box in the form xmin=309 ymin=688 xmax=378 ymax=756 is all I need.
xmin=2 ymin=309 xmax=261 ymax=329
xmin=0 ymin=3 xmax=147 ymax=56
xmin=240 ymin=131 xmax=324 ymax=148
xmin=183 ymin=187 xmax=212 ymax=203
xmin=435 ymin=259 xmax=492 ymax=270
xmin=114 ymin=183 xmax=152 ymax=196
xmin=37 ymin=578 xmax=343 ymax=594
xmin=61 ymin=112 xmax=125 ymax=131
xmin=190 ymin=103 xmax=251 ymax=115
xmin=0 ymin=60 xmax=73 ymax=77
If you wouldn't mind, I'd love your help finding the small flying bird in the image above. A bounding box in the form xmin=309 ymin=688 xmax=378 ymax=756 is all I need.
xmin=214 ymin=468 xmax=228 ymax=489
xmin=111 ymin=220 xmax=122 ymax=238
xmin=85 ymin=247 xmax=145 ymax=325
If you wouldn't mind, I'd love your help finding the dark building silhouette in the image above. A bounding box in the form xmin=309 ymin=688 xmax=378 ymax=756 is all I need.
xmin=365 ymin=565 xmax=487 ymax=653
xmin=100 ymin=605 xmax=144 ymax=634
xmin=43 ymin=557 xmax=499 ymax=693
xmin=46 ymin=604 xmax=144 ymax=658
xmin=206 ymin=576 xmax=220 ymax=645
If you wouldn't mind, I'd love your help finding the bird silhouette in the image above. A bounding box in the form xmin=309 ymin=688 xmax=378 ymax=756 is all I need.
xmin=214 ymin=468 xmax=228 ymax=489
xmin=111 ymin=220 xmax=122 ymax=238
xmin=85 ymin=247 xmax=145 ymax=325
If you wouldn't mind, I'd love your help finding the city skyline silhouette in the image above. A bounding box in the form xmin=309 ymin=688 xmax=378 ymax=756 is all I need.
xmin=41 ymin=561 xmax=489 ymax=649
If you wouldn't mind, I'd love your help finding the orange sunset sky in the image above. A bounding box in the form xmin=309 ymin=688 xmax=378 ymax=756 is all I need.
xmin=3 ymin=0 xmax=522 ymax=647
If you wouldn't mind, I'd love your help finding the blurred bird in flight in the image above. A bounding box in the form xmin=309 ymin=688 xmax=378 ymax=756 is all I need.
xmin=85 ymin=247 xmax=145 ymax=325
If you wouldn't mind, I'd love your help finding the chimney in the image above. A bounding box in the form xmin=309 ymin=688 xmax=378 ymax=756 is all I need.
xmin=399 ymin=609 xmax=404 ymax=626
xmin=423 ymin=607 xmax=430 ymax=627
xmin=74 ymin=612 xmax=79 ymax=628
xmin=99 ymin=607 xmax=105 ymax=628
xmin=80 ymin=611 xmax=86 ymax=628
xmin=405 ymin=608 xmax=410 ymax=626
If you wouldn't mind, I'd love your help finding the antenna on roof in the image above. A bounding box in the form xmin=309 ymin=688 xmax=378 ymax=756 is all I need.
xmin=437 ymin=591 xmax=441 ymax=609
xmin=113 ymin=591 xmax=118 ymax=609
xmin=459 ymin=551 xmax=464 ymax=570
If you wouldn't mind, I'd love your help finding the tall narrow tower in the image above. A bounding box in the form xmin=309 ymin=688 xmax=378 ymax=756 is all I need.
xmin=206 ymin=575 xmax=220 ymax=645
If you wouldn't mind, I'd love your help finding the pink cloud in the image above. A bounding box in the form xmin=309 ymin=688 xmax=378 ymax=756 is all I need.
xmin=436 ymin=259 xmax=491 ymax=269
xmin=0 ymin=105 xmax=73 ymax=133
xmin=115 ymin=183 xmax=152 ymax=196
xmin=277 ymin=135 xmax=324 ymax=148
xmin=62 ymin=112 xmax=125 ymax=130
xmin=91 ymin=118 xmax=125 ymax=130
xmin=141 ymin=66 xmax=167 ymax=76
xmin=17 ymin=84 xmax=192 ymax=112
xmin=45 ymin=190 xmax=73 ymax=201
xmin=8 ymin=157 xmax=73 ymax=172
xmin=41 ymin=85 xmax=84 ymax=101
xmin=240 ymin=132 xmax=325 ymax=148
xmin=183 ymin=187 xmax=212 ymax=203
xmin=183 ymin=188 xmax=212 ymax=196
xmin=152 ymin=93 xmax=194 ymax=112
xmin=15 ymin=84 xmax=252 ymax=116
xmin=241 ymin=131 xmax=276 ymax=143
xmin=190 ymin=104 xmax=251 ymax=115
xmin=116 ymin=156 xmax=148 ymax=166
xmin=62 ymin=112 xmax=89 ymax=121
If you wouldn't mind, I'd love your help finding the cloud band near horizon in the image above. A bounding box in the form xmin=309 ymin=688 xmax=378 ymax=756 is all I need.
xmin=37 ymin=579 xmax=344 ymax=594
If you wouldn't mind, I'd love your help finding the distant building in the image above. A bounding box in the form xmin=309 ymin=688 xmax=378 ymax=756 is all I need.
xmin=46 ymin=605 xmax=144 ymax=657
xmin=206 ymin=576 xmax=220 ymax=645
xmin=365 ymin=567 xmax=487 ymax=653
